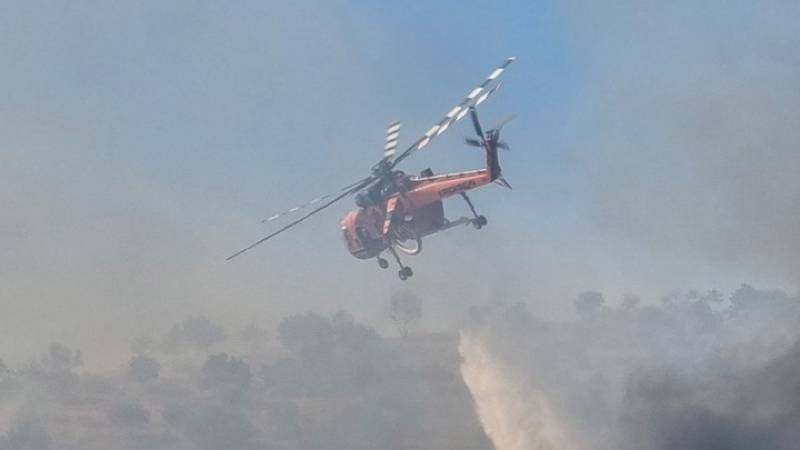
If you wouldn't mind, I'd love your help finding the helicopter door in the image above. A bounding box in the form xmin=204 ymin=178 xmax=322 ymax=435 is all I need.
xmin=409 ymin=200 xmax=445 ymax=237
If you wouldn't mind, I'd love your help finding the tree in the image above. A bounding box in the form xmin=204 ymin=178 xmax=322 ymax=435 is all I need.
xmin=278 ymin=313 xmax=334 ymax=359
xmin=1 ymin=419 xmax=53 ymax=450
xmin=621 ymin=293 xmax=641 ymax=311
xmin=161 ymin=316 xmax=226 ymax=352
xmin=388 ymin=291 xmax=423 ymax=338
xmin=41 ymin=343 xmax=83 ymax=373
xmin=241 ymin=324 xmax=269 ymax=343
xmin=201 ymin=353 xmax=252 ymax=390
xmin=106 ymin=401 xmax=151 ymax=427
xmin=574 ymin=291 xmax=605 ymax=320
xmin=128 ymin=355 xmax=160 ymax=382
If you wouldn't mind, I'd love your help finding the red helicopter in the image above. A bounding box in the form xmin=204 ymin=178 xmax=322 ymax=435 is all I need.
xmin=228 ymin=57 xmax=516 ymax=280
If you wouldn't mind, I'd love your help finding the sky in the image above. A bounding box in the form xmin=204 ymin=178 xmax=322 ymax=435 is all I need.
xmin=2 ymin=1 xmax=799 ymax=367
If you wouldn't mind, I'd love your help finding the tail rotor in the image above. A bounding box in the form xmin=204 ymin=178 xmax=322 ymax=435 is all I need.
xmin=487 ymin=114 xmax=516 ymax=150
xmin=463 ymin=108 xmax=516 ymax=188
xmin=464 ymin=110 xmax=516 ymax=150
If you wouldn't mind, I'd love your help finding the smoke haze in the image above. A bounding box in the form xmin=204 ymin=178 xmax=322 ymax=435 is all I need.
xmin=460 ymin=285 xmax=800 ymax=450
xmin=3 ymin=1 xmax=800 ymax=448
xmin=560 ymin=0 xmax=800 ymax=286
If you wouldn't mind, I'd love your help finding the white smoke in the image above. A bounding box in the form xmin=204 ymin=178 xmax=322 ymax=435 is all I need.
xmin=458 ymin=286 xmax=800 ymax=450
xmin=459 ymin=332 xmax=576 ymax=450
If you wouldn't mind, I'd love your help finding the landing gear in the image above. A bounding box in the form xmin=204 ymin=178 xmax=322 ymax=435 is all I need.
xmin=472 ymin=215 xmax=488 ymax=229
xmin=398 ymin=266 xmax=413 ymax=280
xmin=377 ymin=257 xmax=389 ymax=269
xmin=387 ymin=246 xmax=413 ymax=281
xmin=460 ymin=192 xmax=488 ymax=230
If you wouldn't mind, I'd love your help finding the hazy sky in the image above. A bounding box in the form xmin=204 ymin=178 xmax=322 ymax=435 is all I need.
xmin=2 ymin=1 xmax=798 ymax=366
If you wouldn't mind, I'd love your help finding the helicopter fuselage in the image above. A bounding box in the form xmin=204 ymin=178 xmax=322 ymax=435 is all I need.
xmin=340 ymin=165 xmax=495 ymax=259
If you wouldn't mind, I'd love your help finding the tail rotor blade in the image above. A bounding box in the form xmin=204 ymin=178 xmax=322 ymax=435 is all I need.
xmin=465 ymin=137 xmax=483 ymax=147
xmin=493 ymin=114 xmax=518 ymax=132
xmin=469 ymin=107 xmax=485 ymax=140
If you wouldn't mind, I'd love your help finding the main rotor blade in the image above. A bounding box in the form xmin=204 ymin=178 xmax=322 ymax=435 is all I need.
xmin=475 ymin=81 xmax=503 ymax=107
xmin=261 ymin=178 xmax=369 ymax=224
xmin=390 ymin=57 xmax=516 ymax=168
xmin=227 ymin=176 xmax=375 ymax=260
xmin=383 ymin=120 xmax=401 ymax=161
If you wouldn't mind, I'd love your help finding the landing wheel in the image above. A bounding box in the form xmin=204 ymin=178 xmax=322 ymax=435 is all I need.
xmin=398 ymin=266 xmax=413 ymax=280
xmin=377 ymin=257 xmax=389 ymax=269
xmin=473 ymin=215 xmax=488 ymax=229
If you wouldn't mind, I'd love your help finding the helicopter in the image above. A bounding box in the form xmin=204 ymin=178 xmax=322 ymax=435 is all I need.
xmin=227 ymin=57 xmax=516 ymax=280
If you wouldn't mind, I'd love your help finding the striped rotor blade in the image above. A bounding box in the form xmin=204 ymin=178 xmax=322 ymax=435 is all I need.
xmin=383 ymin=120 xmax=401 ymax=160
xmin=390 ymin=57 xmax=516 ymax=167
xmin=229 ymin=176 xmax=375 ymax=260
xmin=475 ymin=81 xmax=502 ymax=107
xmin=260 ymin=178 xmax=369 ymax=224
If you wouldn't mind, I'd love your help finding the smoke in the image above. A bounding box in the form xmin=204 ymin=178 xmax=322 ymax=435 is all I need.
xmin=0 ymin=312 xmax=491 ymax=450
xmin=3 ymin=2 xmax=799 ymax=448
xmin=450 ymin=8 xmax=800 ymax=445
xmin=0 ymin=0 xmax=404 ymax=370
xmin=458 ymin=285 xmax=800 ymax=450
xmin=558 ymin=1 xmax=800 ymax=287
xmin=5 ymin=290 xmax=795 ymax=450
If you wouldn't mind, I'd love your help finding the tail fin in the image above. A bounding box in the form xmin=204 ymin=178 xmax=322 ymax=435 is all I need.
xmin=494 ymin=176 xmax=512 ymax=189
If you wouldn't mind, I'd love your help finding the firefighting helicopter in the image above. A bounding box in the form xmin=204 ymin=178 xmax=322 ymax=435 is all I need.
xmin=227 ymin=57 xmax=517 ymax=280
